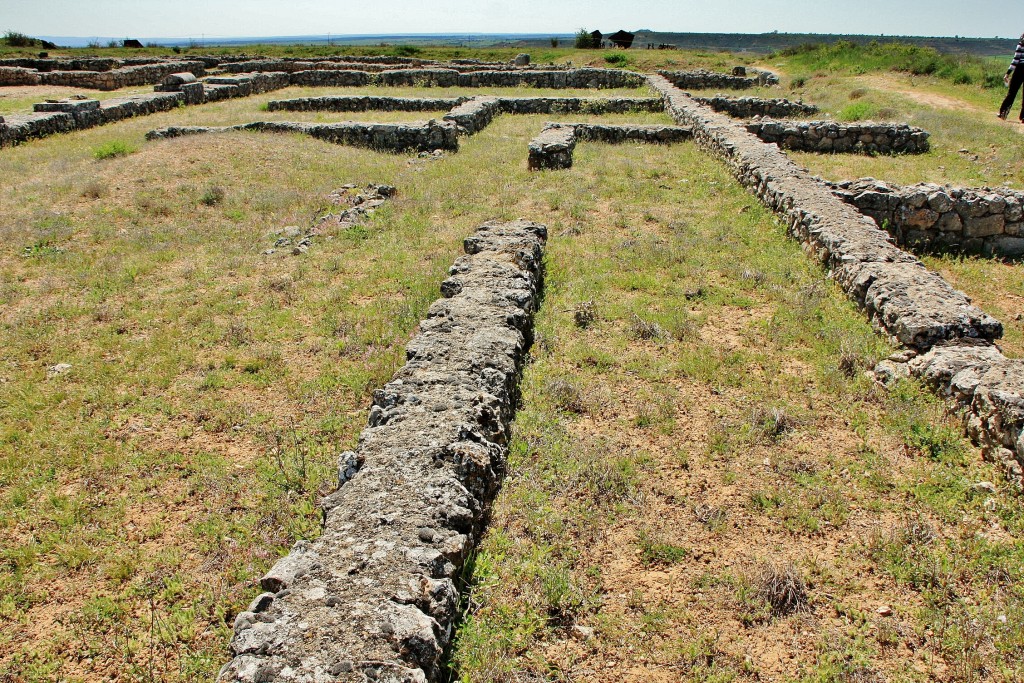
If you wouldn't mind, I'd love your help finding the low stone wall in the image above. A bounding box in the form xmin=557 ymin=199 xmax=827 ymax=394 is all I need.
xmin=217 ymin=220 xmax=547 ymax=683
xmin=694 ymin=95 xmax=818 ymax=119
xmin=908 ymin=342 xmax=1024 ymax=483
xmin=658 ymin=69 xmax=779 ymax=90
xmin=745 ymin=119 xmax=929 ymax=154
xmin=147 ymin=119 xmax=459 ymax=153
xmin=32 ymin=92 xmax=186 ymax=129
xmin=0 ymin=66 xmax=41 ymax=86
xmin=287 ymin=70 xmax=372 ymax=87
xmin=495 ymin=97 xmax=664 ymax=115
xmin=268 ymin=96 xmax=467 ymax=112
xmin=29 ymin=61 xmax=206 ymax=90
xmin=649 ymin=75 xmax=996 ymax=350
xmin=528 ymin=124 xmax=577 ymax=170
xmin=0 ymin=112 xmax=75 ymax=147
xmin=831 ymin=178 xmax=1024 ymax=257
xmin=572 ymin=123 xmax=691 ymax=144
xmin=647 ymin=74 xmax=1023 ymax=477
xmin=203 ymin=72 xmax=291 ymax=97
xmin=527 ymin=122 xmax=690 ymax=169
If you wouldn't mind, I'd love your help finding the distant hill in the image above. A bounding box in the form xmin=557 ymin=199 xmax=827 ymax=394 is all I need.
xmin=631 ymin=31 xmax=1016 ymax=57
xmin=32 ymin=31 xmax=1018 ymax=56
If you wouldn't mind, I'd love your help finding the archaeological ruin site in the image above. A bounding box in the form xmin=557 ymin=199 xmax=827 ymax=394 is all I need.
xmin=2 ymin=44 xmax=1024 ymax=683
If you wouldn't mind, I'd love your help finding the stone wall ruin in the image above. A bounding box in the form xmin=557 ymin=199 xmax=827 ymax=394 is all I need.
xmin=647 ymin=73 xmax=1024 ymax=481
xmin=216 ymin=220 xmax=547 ymax=683
xmin=830 ymin=178 xmax=1024 ymax=257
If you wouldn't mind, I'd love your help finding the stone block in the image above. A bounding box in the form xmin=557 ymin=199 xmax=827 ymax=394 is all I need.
xmin=964 ymin=214 xmax=1005 ymax=237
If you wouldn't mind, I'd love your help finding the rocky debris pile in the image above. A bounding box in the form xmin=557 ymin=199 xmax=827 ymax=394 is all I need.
xmin=146 ymin=119 xmax=459 ymax=153
xmin=693 ymin=95 xmax=818 ymax=119
xmin=528 ymin=124 xmax=577 ymax=170
xmin=266 ymin=184 xmax=397 ymax=256
xmin=745 ymin=119 xmax=929 ymax=155
xmin=658 ymin=68 xmax=779 ymax=90
xmin=830 ymin=178 xmax=1024 ymax=257
xmin=648 ymin=73 xmax=1020 ymax=476
xmin=217 ymin=220 xmax=547 ymax=683
xmin=528 ymin=122 xmax=690 ymax=170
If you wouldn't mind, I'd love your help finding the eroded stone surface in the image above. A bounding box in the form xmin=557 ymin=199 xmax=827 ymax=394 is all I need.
xmin=217 ymin=220 xmax=546 ymax=683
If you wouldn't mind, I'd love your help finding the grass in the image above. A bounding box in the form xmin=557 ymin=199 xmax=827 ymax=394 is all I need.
xmin=0 ymin=47 xmax=1022 ymax=683
xmin=92 ymin=139 xmax=137 ymax=159
xmin=446 ymin=130 xmax=1024 ymax=681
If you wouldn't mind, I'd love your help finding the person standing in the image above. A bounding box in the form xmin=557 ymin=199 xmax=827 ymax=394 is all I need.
xmin=999 ymin=33 xmax=1024 ymax=121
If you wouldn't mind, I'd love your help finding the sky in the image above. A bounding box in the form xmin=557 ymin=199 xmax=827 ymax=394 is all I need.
xmin=2 ymin=0 xmax=1015 ymax=40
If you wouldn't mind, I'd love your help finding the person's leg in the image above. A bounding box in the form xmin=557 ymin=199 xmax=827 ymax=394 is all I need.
xmin=1004 ymin=68 xmax=1024 ymax=119
xmin=1001 ymin=69 xmax=1023 ymax=118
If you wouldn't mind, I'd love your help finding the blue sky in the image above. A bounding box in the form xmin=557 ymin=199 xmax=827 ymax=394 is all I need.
xmin=2 ymin=0 xmax=1015 ymax=40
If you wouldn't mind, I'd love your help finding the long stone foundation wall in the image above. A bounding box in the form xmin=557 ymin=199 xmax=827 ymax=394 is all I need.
xmin=658 ymin=69 xmax=779 ymax=90
xmin=268 ymin=96 xmax=468 ymax=112
xmin=0 ymin=61 xmax=207 ymax=90
xmin=647 ymin=74 xmax=1024 ymax=479
xmin=745 ymin=119 xmax=929 ymax=155
xmin=217 ymin=220 xmax=547 ymax=683
xmin=146 ymin=119 xmax=459 ymax=153
xmin=693 ymin=95 xmax=819 ymax=119
xmin=831 ymin=178 xmax=1024 ymax=257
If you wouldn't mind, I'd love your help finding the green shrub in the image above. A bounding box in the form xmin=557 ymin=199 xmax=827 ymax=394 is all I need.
xmin=838 ymin=101 xmax=877 ymax=121
xmin=199 ymin=185 xmax=226 ymax=206
xmin=92 ymin=140 xmax=137 ymax=160
xmin=604 ymin=53 xmax=629 ymax=66
xmin=574 ymin=28 xmax=596 ymax=49
xmin=3 ymin=31 xmax=37 ymax=47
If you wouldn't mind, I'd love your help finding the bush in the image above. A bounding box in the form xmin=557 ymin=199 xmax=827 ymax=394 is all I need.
xmin=92 ymin=140 xmax=137 ymax=160
xmin=604 ymin=53 xmax=629 ymax=66
xmin=390 ymin=45 xmax=421 ymax=57
xmin=550 ymin=37 xmax=559 ymax=48
xmin=3 ymin=31 xmax=38 ymax=47
xmin=574 ymin=28 xmax=596 ymax=49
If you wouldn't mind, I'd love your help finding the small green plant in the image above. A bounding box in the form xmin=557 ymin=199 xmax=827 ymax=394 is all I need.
xmin=21 ymin=240 xmax=62 ymax=258
xmin=604 ymin=53 xmax=629 ymax=67
xmin=550 ymin=37 xmax=559 ymax=48
xmin=838 ymin=101 xmax=877 ymax=121
xmin=92 ymin=140 xmax=137 ymax=160
xmin=199 ymin=185 xmax=226 ymax=206
xmin=638 ymin=529 xmax=689 ymax=566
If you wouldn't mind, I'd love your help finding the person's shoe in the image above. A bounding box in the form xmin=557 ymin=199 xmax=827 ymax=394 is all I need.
xmin=998 ymin=110 xmax=1009 ymax=120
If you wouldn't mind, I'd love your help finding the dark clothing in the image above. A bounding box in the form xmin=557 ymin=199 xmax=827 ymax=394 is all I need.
xmin=1002 ymin=59 xmax=1024 ymax=120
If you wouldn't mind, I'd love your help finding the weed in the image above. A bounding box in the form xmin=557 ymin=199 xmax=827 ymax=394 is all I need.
xmin=546 ymin=378 xmax=586 ymax=414
xmin=92 ymin=140 xmax=137 ymax=160
xmin=199 ymin=185 xmax=226 ymax=206
xmin=694 ymin=503 xmax=728 ymax=530
xmin=755 ymin=563 xmax=809 ymax=617
xmin=572 ymin=300 xmax=597 ymax=329
xmin=839 ymin=102 xmax=877 ymax=121
xmin=628 ymin=313 xmax=667 ymax=340
xmin=638 ymin=529 xmax=689 ymax=566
